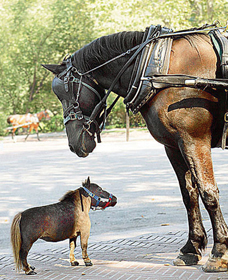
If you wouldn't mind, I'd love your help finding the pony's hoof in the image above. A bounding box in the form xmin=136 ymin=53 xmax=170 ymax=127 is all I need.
xmin=202 ymin=256 xmax=228 ymax=272
xmin=29 ymin=265 xmax=35 ymax=270
xmin=71 ymin=261 xmax=79 ymax=266
xmin=173 ymin=253 xmax=201 ymax=266
xmin=26 ymin=270 xmax=37 ymax=275
xmin=85 ymin=261 xmax=93 ymax=266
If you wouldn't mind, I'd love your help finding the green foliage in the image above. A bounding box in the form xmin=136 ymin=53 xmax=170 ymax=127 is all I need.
xmin=106 ymin=94 xmax=146 ymax=128
xmin=40 ymin=114 xmax=65 ymax=132
xmin=0 ymin=0 xmax=227 ymax=135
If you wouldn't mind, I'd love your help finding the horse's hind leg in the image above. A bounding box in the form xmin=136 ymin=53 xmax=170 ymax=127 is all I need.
xmin=19 ymin=242 xmax=36 ymax=274
xmin=69 ymin=237 xmax=79 ymax=266
xmin=165 ymin=146 xmax=207 ymax=266
xmin=179 ymin=140 xmax=228 ymax=272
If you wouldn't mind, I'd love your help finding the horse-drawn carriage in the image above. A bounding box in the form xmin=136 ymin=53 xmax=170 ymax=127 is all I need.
xmin=7 ymin=110 xmax=51 ymax=140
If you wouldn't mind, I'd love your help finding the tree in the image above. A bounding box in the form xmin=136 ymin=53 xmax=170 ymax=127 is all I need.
xmin=0 ymin=0 xmax=96 ymax=133
xmin=1 ymin=0 xmax=227 ymax=135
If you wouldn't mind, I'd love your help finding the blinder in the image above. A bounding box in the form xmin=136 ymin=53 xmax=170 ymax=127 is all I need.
xmin=52 ymin=60 xmax=104 ymax=142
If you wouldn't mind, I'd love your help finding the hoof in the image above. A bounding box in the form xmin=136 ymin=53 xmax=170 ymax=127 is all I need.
xmin=29 ymin=265 xmax=35 ymax=271
xmin=85 ymin=261 xmax=93 ymax=266
xmin=26 ymin=270 xmax=37 ymax=275
xmin=173 ymin=252 xmax=201 ymax=266
xmin=202 ymin=255 xmax=228 ymax=272
xmin=71 ymin=261 xmax=79 ymax=266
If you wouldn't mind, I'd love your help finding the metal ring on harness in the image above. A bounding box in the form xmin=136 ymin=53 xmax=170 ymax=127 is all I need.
xmin=83 ymin=121 xmax=93 ymax=137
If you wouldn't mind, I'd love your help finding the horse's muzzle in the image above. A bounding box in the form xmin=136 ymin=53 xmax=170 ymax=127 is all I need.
xmin=69 ymin=131 xmax=96 ymax=157
xmin=69 ymin=144 xmax=89 ymax=157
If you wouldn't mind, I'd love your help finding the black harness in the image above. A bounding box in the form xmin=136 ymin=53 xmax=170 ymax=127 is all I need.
xmin=53 ymin=23 xmax=228 ymax=146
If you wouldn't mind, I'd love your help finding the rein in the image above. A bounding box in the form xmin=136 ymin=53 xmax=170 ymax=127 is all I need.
xmin=74 ymin=23 xmax=224 ymax=128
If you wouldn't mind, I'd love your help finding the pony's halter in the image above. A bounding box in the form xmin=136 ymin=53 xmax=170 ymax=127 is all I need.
xmin=55 ymin=58 xmax=104 ymax=142
xmin=82 ymin=186 xmax=113 ymax=210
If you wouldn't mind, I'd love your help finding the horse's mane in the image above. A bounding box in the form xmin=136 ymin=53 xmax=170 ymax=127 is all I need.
xmin=59 ymin=190 xmax=78 ymax=202
xmin=72 ymin=30 xmax=212 ymax=73
xmin=72 ymin=31 xmax=144 ymax=72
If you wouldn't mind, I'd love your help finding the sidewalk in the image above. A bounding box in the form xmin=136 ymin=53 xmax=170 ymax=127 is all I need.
xmin=1 ymin=222 xmax=228 ymax=280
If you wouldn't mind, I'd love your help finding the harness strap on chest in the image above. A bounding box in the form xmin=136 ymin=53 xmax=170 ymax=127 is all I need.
xmin=124 ymin=25 xmax=162 ymax=104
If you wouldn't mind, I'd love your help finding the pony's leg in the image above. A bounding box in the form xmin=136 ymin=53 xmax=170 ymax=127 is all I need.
xmin=165 ymin=146 xmax=207 ymax=266
xmin=69 ymin=237 xmax=79 ymax=266
xmin=179 ymin=140 xmax=228 ymax=272
xmin=19 ymin=243 xmax=36 ymax=275
xmin=80 ymin=232 xmax=92 ymax=266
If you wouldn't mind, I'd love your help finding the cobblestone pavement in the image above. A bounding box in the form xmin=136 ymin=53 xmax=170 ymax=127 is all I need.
xmin=1 ymin=130 xmax=228 ymax=279
xmin=1 ymin=225 xmax=228 ymax=280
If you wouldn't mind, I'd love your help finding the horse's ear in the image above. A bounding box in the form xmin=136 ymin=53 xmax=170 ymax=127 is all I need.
xmin=41 ymin=64 xmax=63 ymax=75
xmin=83 ymin=177 xmax=90 ymax=187
xmin=86 ymin=177 xmax=90 ymax=186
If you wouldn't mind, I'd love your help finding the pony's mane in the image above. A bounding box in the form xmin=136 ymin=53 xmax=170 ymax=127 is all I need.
xmin=59 ymin=190 xmax=77 ymax=202
xmin=72 ymin=31 xmax=144 ymax=73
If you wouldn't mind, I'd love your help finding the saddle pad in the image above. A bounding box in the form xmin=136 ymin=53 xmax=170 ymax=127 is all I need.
xmin=129 ymin=37 xmax=173 ymax=114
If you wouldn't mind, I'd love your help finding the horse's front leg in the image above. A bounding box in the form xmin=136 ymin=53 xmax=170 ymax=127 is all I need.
xmin=80 ymin=231 xmax=92 ymax=266
xmin=25 ymin=126 xmax=31 ymax=141
xmin=69 ymin=236 xmax=79 ymax=266
xmin=179 ymin=139 xmax=228 ymax=272
xmin=165 ymin=146 xmax=207 ymax=266
xmin=34 ymin=124 xmax=40 ymax=141
xmin=12 ymin=128 xmax=16 ymax=141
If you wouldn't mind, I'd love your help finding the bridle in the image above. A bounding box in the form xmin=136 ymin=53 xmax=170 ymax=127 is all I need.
xmin=53 ymin=58 xmax=105 ymax=142
xmin=82 ymin=186 xmax=113 ymax=210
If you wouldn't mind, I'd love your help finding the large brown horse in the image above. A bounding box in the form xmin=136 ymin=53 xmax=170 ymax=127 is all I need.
xmin=7 ymin=109 xmax=51 ymax=140
xmin=43 ymin=25 xmax=228 ymax=272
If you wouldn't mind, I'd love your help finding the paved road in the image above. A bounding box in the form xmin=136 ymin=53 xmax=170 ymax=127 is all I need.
xmin=1 ymin=129 xmax=228 ymax=279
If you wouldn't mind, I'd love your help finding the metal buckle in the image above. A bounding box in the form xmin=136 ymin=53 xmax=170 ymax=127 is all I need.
xmin=69 ymin=112 xmax=77 ymax=120
xmin=224 ymin=112 xmax=228 ymax=122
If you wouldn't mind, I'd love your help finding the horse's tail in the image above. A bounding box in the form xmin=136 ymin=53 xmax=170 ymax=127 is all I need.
xmin=11 ymin=212 xmax=22 ymax=271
